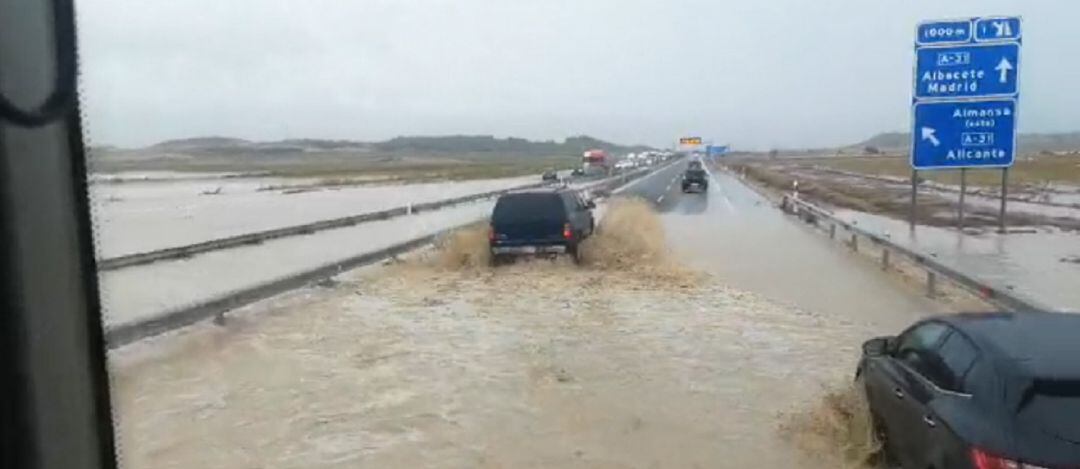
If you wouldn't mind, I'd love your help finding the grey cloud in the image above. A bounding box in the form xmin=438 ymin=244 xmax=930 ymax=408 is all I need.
xmin=77 ymin=0 xmax=1080 ymax=150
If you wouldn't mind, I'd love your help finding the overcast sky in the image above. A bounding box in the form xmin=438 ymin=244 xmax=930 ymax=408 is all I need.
xmin=77 ymin=0 xmax=1080 ymax=150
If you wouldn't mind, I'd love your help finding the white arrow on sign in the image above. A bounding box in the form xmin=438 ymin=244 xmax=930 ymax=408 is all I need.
xmin=995 ymin=57 xmax=1014 ymax=84
xmin=921 ymin=127 xmax=940 ymax=147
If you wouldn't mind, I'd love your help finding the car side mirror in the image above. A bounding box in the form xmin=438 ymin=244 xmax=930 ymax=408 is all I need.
xmin=862 ymin=336 xmax=894 ymax=357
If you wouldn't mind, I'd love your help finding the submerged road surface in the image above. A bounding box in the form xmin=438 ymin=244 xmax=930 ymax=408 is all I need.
xmin=637 ymin=162 xmax=941 ymax=331
xmin=112 ymin=159 xmax=949 ymax=469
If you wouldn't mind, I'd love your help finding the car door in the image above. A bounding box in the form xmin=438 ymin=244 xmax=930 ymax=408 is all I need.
xmin=870 ymin=321 xmax=949 ymax=466
xmin=894 ymin=346 xmax=946 ymax=468
xmin=896 ymin=327 xmax=979 ymax=468
xmin=921 ymin=329 xmax=981 ymax=468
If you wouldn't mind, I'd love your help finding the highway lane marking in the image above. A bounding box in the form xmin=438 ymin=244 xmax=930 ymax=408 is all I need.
xmin=611 ymin=160 xmax=683 ymax=196
xmin=722 ymin=192 xmax=736 ymax=212
xmin=701 ymin=162 xmax=738 ymax=214
xmin=657 ymin=195 xmax=665 ymax=203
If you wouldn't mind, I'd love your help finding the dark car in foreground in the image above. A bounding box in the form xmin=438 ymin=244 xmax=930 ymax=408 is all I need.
xmin=488 ymin=189 xmax=595 ymax=264
xmin=682 ymin=167 xmax=708 ymax=193
xmin=858 ymin=312 xmax=1080 ymax=469
xmin=542 ymin=170 xmax=559 ymax=182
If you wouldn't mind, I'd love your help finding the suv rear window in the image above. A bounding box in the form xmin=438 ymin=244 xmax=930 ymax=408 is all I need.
xmin=493 ymin=193 xmax=566 ymax=223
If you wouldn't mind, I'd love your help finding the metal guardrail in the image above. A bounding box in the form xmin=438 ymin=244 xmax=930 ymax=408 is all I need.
xmin=103 ymin=163 xmax=669 ymax=349
xmin=779 ymin=194 xmax=1050 ymax=313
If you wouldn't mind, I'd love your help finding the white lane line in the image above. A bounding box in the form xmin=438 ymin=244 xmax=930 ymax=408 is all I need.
xmin=657 ymin=195 xmax=665 ymax=203
xmin=611 ymin=161 xmax=681 ymax=196
xmin=701 ymin=163 xmax=738 ymax=214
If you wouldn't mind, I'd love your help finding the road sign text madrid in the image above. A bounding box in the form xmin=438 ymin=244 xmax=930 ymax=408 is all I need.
xmin=915 ymin=43 xmax=1018 ymax=99
xmin=912 ymin=16 xmax=1021 ymax=170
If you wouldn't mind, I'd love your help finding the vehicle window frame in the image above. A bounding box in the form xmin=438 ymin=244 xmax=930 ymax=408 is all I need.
xmin=895 ymin=320 xmax=948 ymax=357
xmin=560 ymin=193 xmax=579 ymax=214
xmin=568 ymin=193 xmax=586 ymax=211
xmin=934 ymin=328 xmax=981 ymax=394
xmin=893 ymin=322 xmax=975 ymax=397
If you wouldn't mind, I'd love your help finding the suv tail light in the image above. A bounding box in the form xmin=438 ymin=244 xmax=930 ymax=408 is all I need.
xmin=562 ymin=223 xmax=573 ymax=240
xmin=970 ymin=447 xmax=1048 ymax=469
xmin=488 ymin=226 xmax=496 ymax=242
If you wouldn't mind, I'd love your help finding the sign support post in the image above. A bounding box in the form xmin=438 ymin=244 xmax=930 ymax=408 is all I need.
xmin=958 ymin=168 xmax=967 ymax=229
xmin=999 ymin=168 xmax=1009 ymax=233
xmin=910 ymin=170 xmax=918 ymax=230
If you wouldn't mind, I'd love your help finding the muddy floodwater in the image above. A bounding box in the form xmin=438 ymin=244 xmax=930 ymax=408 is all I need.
xmin=110 ymin=201 xmax=884 ymax=469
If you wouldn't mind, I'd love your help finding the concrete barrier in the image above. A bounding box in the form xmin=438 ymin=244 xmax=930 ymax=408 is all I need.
xmin=103 ymin=163 xmax=670 ymax=349
xmin=97 ymin=181 xmax=562 ymax=271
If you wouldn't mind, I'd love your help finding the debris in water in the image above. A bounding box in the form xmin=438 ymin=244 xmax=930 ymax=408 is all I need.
xmin=432 ymin=224 xmax=491 ymax=269
xmin=777 ymin=382 xmax=881 ymax=469
xmin=581 ymin=197 xmax=668 ymax=269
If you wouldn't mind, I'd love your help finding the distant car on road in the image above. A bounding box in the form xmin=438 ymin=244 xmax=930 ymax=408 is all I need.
xmin=570 ymin=168 xmax=585 ymax=177
xmin=489 ymin=189 xmax=595 ymax=265
xmin=682 ymin=167 xmax=708 ymax=193
xmin=858 ymin=312 xmax=1080 ymax=469
xmin=541 ymin=170 xmax=558 ymax=182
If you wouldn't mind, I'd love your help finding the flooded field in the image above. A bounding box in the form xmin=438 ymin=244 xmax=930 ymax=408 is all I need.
xmin=109 ymin=200 xmax=885 ymax=469
xmin=90 ymin=172 xmax=538 ymax=258
xmin=833 ymin=209 xmax=1079 ymax=312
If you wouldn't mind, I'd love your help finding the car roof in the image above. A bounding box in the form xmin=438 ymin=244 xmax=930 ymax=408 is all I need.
xmin=933 ymin=312 xmax=1080 ymax=379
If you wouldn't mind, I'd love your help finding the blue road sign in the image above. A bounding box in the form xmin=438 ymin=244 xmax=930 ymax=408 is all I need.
xmin=975 ymin=17 xmax=1021 ymax=42
xmin=706 ymin=145 xmax=728 ymax=158
xmin=911 ymin=99 xmax=1016 ymax=170
xmin=914 ymin=43 xmax=1019 ymax=99
xmin=912 ymin=16 xmax=1020 ymax=170
xmin=917 ymin=20 xmax=973 ymax=45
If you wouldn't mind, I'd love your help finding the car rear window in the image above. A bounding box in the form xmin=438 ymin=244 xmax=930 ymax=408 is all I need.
xmin=686 ymin=169 xmax=706 ymax=178
xmin=493 ymin=193 xmax=566 ymax=223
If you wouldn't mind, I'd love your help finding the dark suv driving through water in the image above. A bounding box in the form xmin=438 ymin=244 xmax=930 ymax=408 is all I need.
xmin=858 ymin=313 xmax=1080 ymax=469
xmin=682 ymin=167 xmax=708 ymax=193
xmin=488 ymin=189 xmax=595 ymax=265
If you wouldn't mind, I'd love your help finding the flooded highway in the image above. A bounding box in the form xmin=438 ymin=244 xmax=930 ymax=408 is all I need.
xmin=110 ymin=162 xmax=951 ymax=469
xmin=740 ymin=161 xmax=1080 ymax=311
xmin=660 ymin=165 xmax=943 ymax=331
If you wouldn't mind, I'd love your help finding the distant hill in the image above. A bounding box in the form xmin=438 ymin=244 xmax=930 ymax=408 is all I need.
xmin=129 ymin=135 xmax=652 ymax=157
xmin=849 ymin=131 xmax=1080 ymax=154
xmin=374 ymin=134 xmax=651 ymax=155
xmin=850 ymin=132 xmax=909 ymax=152
xmin=150 ymin=136 xmax=251 ymax=151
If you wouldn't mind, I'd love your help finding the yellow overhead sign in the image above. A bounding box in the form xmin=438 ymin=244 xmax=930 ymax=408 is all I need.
xmin=679 ymin=137 xmax=703 ymax=145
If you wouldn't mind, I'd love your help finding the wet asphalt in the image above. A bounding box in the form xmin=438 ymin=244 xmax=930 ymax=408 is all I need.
xmin=619 ymin=159 xmax=943 ymax=331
